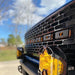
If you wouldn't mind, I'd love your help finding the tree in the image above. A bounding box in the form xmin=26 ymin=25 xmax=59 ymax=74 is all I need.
xmin=8 ymin=34 xmax=16 ymax=46
xmin=8 ymin=34 xmax=23 ymax=46
xmin=0 ymin=38 xmax=5 ymax=43
xmin=16 ymin=35 xmax=23 ymax=45
xmin=0 ymin=0 xmax=12 ymax=22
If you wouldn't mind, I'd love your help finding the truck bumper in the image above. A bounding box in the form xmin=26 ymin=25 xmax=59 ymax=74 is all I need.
xmin=20 ymin=59 xmax=38 ymax=75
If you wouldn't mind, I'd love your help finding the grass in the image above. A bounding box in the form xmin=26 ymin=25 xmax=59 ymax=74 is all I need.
xmin=0 ymin=49 xmax=17 ymax=61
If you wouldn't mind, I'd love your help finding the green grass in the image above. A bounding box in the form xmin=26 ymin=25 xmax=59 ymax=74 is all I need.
xmin=0 ymin=50 xmax=17 ymax=61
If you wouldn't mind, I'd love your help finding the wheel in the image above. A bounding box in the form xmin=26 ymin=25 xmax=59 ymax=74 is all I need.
xmin=22 ymin=68 xmax=28 ymax=75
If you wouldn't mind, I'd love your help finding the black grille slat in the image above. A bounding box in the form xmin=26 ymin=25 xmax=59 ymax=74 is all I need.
xmin=25 ymin=1 xmax=75 ymax=67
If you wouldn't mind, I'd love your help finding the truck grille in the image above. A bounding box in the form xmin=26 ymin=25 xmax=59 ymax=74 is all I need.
xmin=25 ymin=1 xmax=75 ymax=66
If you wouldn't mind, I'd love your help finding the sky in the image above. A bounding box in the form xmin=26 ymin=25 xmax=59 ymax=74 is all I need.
xmin=0 ymin=0 xmax=72 ymax=42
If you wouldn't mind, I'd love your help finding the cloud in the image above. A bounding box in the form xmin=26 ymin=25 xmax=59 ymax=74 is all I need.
xmin=12 ymin=13 xmax=43 ymax=26
xmin=0 ymin=20 xmax=3 ymax=25
xmin=36 ymin=0 xmax=66 ymax=15
xmin=0 ymin=15 xmax=8 ymax=26
xmin=8 ymin=0 xmax=43 ymax=26
xmin=8 ymin=0 xmax=66 ymax=26
xmin=8 ymin=9 xmax=15 ymax=17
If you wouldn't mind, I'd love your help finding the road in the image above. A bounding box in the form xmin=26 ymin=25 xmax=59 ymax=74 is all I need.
xmin=0 ymin=60 xmax=22 ymax=75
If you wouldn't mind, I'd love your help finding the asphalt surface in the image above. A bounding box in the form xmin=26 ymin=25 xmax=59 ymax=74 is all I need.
xmin=0 ymin=60 xmax=22 ymax=75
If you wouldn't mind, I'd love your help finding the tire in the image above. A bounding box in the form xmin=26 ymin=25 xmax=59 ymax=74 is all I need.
xmin=22 ymin=68 xmax=28 ymax=75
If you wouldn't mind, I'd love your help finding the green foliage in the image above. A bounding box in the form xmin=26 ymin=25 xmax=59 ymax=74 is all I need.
xmin=8 ymin=34 xmax=23 ymax=46
xmin=16 ymin=35 xmax=23 ymax=45
xmin=8 ymin=34 xmax=16 ymax=46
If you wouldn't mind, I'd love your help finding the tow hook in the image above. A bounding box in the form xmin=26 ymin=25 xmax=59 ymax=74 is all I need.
xmin=18 ymin=65 xmax=22 ymax=73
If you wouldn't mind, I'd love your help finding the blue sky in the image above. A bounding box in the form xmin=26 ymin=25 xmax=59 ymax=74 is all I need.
xmin=0 ymin=0 xmax=72 ymax=42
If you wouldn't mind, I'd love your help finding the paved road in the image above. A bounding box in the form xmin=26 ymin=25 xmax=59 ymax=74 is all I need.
xmin=0 ymin=60 xmax=22 ymax=75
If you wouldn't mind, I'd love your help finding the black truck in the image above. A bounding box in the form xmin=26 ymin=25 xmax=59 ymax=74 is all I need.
xmin=17 ymin=0 xmax=75 ymax=75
